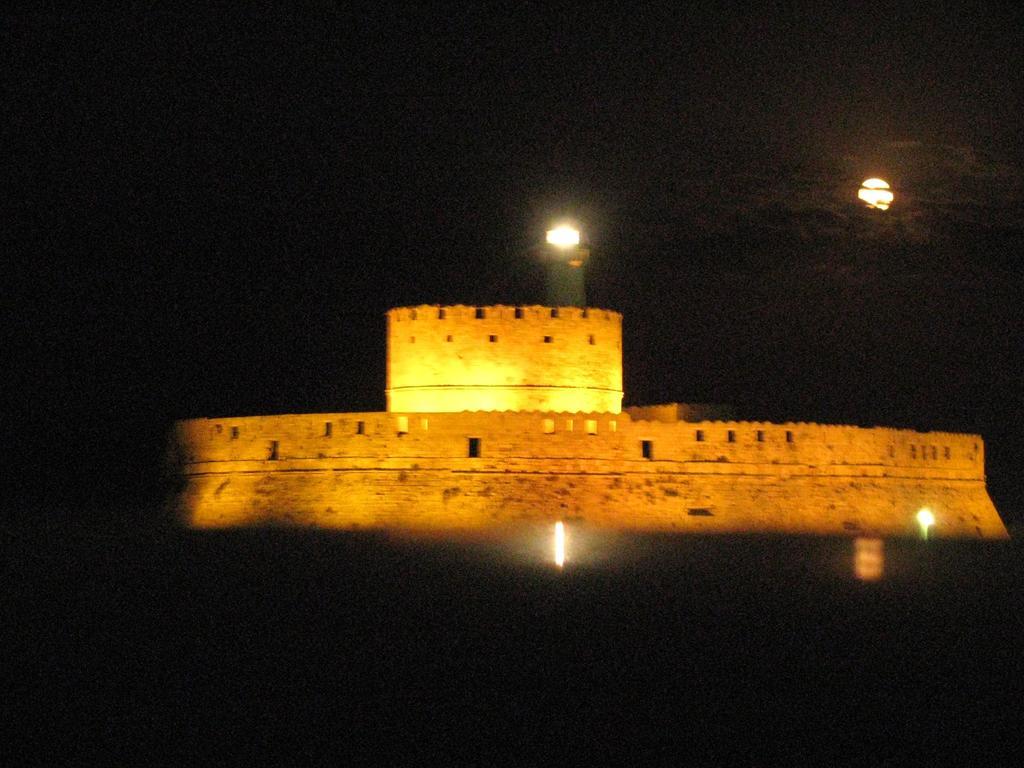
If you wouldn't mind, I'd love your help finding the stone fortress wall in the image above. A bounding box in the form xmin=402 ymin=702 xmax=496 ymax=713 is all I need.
xmin=170 ymin=304 xmax=1007 ymax=538
xmin=171 ymin=409 xmax=1007 ymax=537
xmin=386 ymin=305 xmax=623 ymax=414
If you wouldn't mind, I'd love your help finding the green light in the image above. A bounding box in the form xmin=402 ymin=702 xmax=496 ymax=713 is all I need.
xmin=916 ymin=507 xmax=935 ymax=540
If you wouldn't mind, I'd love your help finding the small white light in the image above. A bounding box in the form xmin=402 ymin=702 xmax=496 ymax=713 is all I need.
xmin=546 ymin=226 xmax=580 ymax=248
xmin=554 ymin=521 xmax=566 ymax=567
xmin=916 ymin=507 xmax=935 ymax=540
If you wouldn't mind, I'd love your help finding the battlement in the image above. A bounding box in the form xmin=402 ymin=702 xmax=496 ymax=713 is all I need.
xmin=168 ymin=302 xmax=1007 ymax=539
xmin=172 ymin=411 xmax=986 ymax=475
xmin=626 ymin=403 xmax=737 ymax=422
xmin=170 ymin=410 xmax=1004 ymax=537
xmin=386 ymin=305 xmax=623 ymax=414
xmin=388 ymin=304 xmax=622 ymax=324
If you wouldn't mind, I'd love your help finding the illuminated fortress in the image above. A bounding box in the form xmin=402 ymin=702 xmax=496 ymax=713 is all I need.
xmin=170 ymin=303 xmax=1007 ymax=539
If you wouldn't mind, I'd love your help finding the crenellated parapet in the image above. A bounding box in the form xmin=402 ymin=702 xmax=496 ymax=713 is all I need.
xmin=169 ymin=410 xmax=1005 ymax=538
xmin=386 ymin=305 xmax=623 ymax=414
xmin=168 ymin=303 xmax=1007 ymax=539
xmin=172 ymin=411 xmax=986 ymax=476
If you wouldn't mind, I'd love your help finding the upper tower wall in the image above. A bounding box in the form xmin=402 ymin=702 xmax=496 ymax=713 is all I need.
xmin=387 ymin=305 xmax=623 ymax=413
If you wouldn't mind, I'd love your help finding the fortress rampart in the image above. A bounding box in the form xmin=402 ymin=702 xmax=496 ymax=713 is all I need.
xmin=170 ymin=410 xmax=1006 ymax=538
xmin=386 ymin=305 xmax=623 ymax=413
xmin=170 ymin=302 xmax=1007 ymax=539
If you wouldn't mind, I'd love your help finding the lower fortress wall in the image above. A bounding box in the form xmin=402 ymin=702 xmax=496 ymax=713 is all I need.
xmin=169 ymin=411 xmax=1007 ymax=538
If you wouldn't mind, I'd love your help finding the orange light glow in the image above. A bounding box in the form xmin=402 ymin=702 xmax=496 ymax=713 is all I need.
xmin=858 ymin=178 xmax=894 ymax=210
xmin=853 ymin=537 xmax=884 ymax=581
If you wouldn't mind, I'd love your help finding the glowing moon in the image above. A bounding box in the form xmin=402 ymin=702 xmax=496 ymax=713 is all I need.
xmin=858 ymin=178 xmax=894 ymax=211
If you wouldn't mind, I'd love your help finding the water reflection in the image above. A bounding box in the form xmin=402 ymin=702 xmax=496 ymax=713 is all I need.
xmin=853 ymin=537 xmax=885 ymax=581
xmin=554 ymin=521 xmax=566 ymax=568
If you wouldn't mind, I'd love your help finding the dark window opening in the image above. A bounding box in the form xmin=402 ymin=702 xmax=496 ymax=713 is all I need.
xmin=551 ymin=308 xmax=559 ymax=318
xmin=514 ymin=306 xmax=523 ymax=319
xmin=438 ymin=308 xmax=446 ymax=319
xmin=588 ymin=334 xmax=595 ymax=345
xmin=756 ymin=430 xmax=764 ymax=442
xmin=356 ymin=421 xmax=365 ymax=435
xmin=911 ymin=445 xmax=917 ymax=458
xmin=727 ymin=430 xmax=736 ymax=443
xmin=467 ymin=437 xmax=481 ymax=458
xmin=582 ymin=308 xmax=589 ymax=318
xmin=409 ymin=309 xmax=417 ymax=320
xmin=230 ymin=426 xmax=239 ymax=440
xmin=324 ymin=422 xmax=332 ymax=437
xmin=944 ymin=447 xmax=950 ymax=459
xmin=475 ymin=307 xmax=485 ymax=319
xmin=688 ymin=508 xmax=714 ymax=517
xmin=543 ymin=336 xmax=553 ymax=343
xmin=446 ymin=335 xmax=453 ymax=342
xmin=409 ymin=336 xmax=415 ymax=343
xmin=489 ymin=334 xmax=497 ymax=342
xmin=641 ymin=440 xmax=653 ymax=460
xmin=931 ymin=446 xmax=938 ymax=459
xmin=695 ymin=430 xmax=704 ymax=442
xmin=268 ymin=440 xmax=279 ymax=461
xmin=786 ymin=430 xmax=794 ymax=443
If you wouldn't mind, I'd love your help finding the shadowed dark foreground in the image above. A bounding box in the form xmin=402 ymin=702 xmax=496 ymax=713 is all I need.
xmin=11 ymin=523 xmax=1023 ymax=762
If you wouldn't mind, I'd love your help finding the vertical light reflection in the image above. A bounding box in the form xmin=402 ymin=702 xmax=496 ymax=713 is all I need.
xmin=854 ymin=537 xmax=885 ymax=581
xmin=916 ymin=507 xmax=935 ymax=540
xmin=554 ymin=521 xmax=566 ymax=568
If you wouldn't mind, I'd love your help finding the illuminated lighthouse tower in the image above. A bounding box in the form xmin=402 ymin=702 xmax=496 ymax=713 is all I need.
xmin=543 ymin=224 xmax=590 ymax=307
xmin=385 ymin=226 xmax=622 ymax=414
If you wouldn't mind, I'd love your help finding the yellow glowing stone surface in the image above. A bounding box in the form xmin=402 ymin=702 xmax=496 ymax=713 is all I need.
xmin=546 ymin=226 xmax=580 ymax=248
xmin=858 ymin=178 xmax=894 ymax=210
xmin=386 ymin=305 xmax=624 ymax=414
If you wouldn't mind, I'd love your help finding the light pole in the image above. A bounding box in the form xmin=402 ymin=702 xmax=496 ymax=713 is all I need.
xmin=543 ymin=225 xmax=589 ymax=307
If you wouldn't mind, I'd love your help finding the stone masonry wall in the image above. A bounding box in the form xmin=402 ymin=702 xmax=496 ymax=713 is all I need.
xmin=169 ymin=411 xmax=1007 ymax=538
xmin=386 ymin=305 xmax=623 ymax=413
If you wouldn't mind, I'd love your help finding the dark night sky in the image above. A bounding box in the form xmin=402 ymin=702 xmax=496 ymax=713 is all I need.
xmin=5 ymin=3 xmax=1023 ymax=525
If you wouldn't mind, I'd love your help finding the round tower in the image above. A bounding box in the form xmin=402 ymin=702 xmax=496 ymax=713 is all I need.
xmin=386 ymin=305 xmax=623 ymax=413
